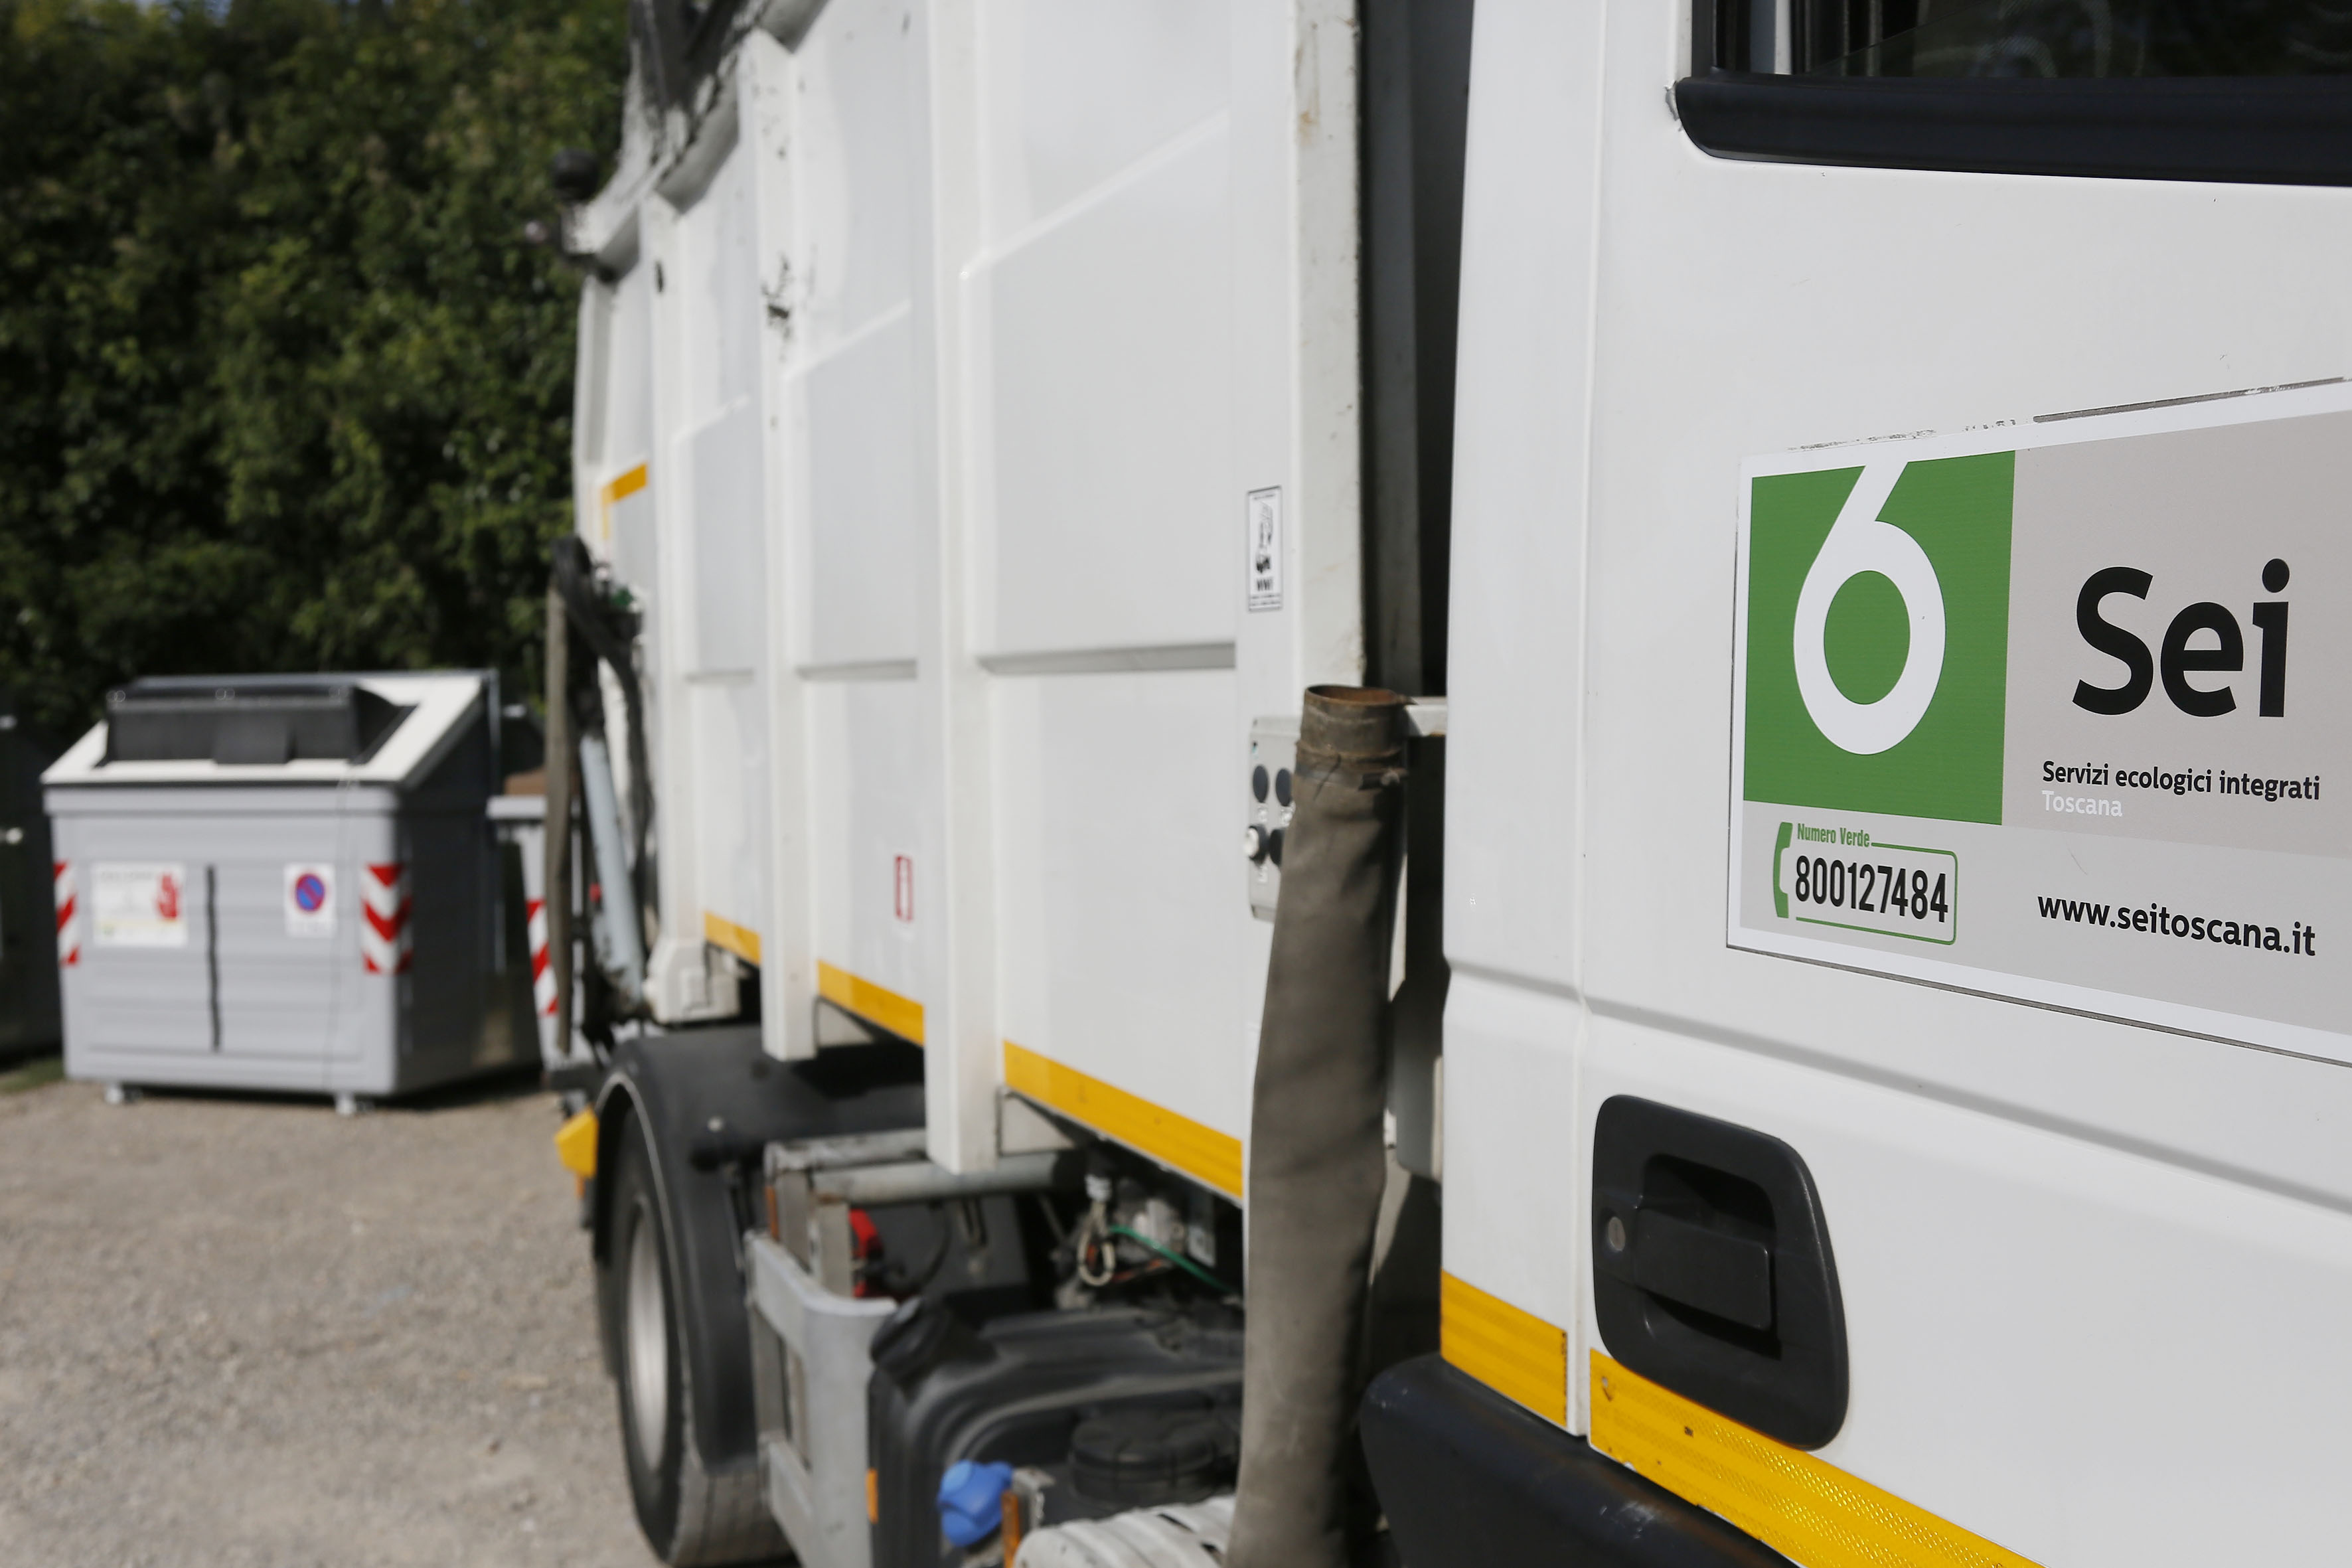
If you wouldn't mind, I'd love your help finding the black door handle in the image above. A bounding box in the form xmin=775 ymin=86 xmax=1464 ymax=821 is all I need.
xmin=1591 ymin=1097 xmax=1848 ymax=1449
xmin=1602 ymin=1208 xmax=1774 ymax=1331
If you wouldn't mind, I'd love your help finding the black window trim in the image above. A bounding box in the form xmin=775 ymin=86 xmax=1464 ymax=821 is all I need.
xmin=1677 ymin=68 xmax=2352 ymax=187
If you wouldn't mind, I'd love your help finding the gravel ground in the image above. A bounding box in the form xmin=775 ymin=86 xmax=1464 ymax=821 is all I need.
xmin=0 ymin=1064 xmax=666 ymax=1568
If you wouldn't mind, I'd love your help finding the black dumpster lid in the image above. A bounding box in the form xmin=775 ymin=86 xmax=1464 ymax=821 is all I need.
xmin=104 ymin=677 xmax=410 ymax=766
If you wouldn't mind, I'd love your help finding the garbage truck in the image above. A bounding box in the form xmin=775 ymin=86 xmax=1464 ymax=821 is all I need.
xmin=548 ymin=2 xmax=2352 ymax=1565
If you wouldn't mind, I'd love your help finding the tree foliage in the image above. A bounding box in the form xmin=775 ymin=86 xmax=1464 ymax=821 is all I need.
xmin=0 ymin=0 xmax=627 ymax=740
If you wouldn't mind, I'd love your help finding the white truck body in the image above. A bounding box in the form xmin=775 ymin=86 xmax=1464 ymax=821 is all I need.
xmin=569 ymin=1 xmax=2352 ymax=1564
xmin=572 ymin=0 xmax=1366 ymax=1194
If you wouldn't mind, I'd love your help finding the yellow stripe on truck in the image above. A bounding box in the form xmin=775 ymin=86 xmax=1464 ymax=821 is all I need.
xmin=817 ymin=961 xmax=925 ymax=1044
xmin=1002 ymin=1042 xmax=1243 ymax=1198
xmin=1590 ymin=1352 xmax=2042 ymax=1568
xmin=597 ymin=461 xmax=648 ymax=539
xmin=702 ymin=911 xmax=761 ymax=966
xmin=1440 ymin=1271 xmax=1566 ymax=1424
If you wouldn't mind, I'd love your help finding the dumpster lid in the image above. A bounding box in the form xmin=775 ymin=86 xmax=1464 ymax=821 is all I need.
xmin=43 ymin=672 xmax=487 ymax=789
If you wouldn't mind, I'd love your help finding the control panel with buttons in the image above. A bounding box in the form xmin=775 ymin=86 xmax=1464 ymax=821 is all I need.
xmin=1246 ymin=716 xmax=1298 ymax=921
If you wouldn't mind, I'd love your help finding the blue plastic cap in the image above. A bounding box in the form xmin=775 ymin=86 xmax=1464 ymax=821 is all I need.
xmin=935 ymin=1458 xmax=1015 ymax=1547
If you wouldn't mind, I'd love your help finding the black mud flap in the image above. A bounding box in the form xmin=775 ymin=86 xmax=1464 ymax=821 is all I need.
xmin=1361 ymin=1354 xmax=1792 ymax=1568
xmin=593 ymin=1027 xmax=925 ymax=1480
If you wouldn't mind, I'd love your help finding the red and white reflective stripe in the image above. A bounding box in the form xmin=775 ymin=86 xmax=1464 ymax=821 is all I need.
xmin=54 ymin=860 xmax=78 ymax=968
xmin=527 ymin=898 xmax=557 ymax=1017
xmin=360 ymin=862 xmax=412 ymax=975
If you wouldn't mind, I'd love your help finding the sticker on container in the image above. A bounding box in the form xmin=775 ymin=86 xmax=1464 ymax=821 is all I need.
xmin=1246 ymin=487 xmax=1283 ymax=612
xmin=284 ymin=864 xmax=336 ymax=937
xmin=93 ymin=862 xmax=190 ymax=948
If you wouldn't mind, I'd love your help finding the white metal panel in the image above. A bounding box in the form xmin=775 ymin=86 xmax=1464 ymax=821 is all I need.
xmin=604 ymin=262 xmax=661 ymax=596
xmin=635 ymin=103 xmax=779 ymax=1012
xmin=961 ymin=0 xmax=1361 ymax=1185
xmin=1585 ymin=1015 xmax=2352 ymax=1565
xmin=967 ymin=121 xmax=1235 ymax=659
xmin=688 ymin=678 xmax=771 ymax=937
xmin=793 ymin=0 xmax=917 ymax=346
xmin=922 ymin=0 xmax=1011 ymax=1170
xmin=1434 ymin=969 xmax=1583 ymax=1383
xmin=1571 ymin=22 xmax=2352 ymax=1229
xmin=686 ymin=401 xmax=769 ymax=676
xmin=783 ymin=0 xmax=925 ymax=673
xmin=1440 ymin=0 xmax=1599 ymax=998
xmin=791 ymin=317 xmax=922 ymax=670
xmin=807 ymin=679 xmax=933 ymax=1025
xmin=680 ymin=141 xmax=765 ymax=428
xmin=607 ymin=260 xmax=657 ymax=476
xmin=670 ymin=130 xmax=775 ymax=949
xmin=994 ymin=669 xmax=1245 ymax=1144
xmin=974 ymin=0 xmax=1229 ymax=238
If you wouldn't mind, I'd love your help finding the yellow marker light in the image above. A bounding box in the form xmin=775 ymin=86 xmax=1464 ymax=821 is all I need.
xmin=866 ymin=1467 xmax=880 ymax=1524
xmin=555 ymin=1109 xmax=599 ymax=1180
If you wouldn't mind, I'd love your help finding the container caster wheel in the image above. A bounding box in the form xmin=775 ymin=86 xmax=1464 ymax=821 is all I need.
xmin=335 ymin=1093 xmax=372 ymax=1118
xmin=103 ymin=1083 xmax=141 ymax=1107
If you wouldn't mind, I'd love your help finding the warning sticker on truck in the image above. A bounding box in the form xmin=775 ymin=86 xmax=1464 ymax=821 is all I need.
xmin=1729 ymin=384 xmax=2352 ymax=1063
xmin=93 ymin=862 xmax=191 ymax=948
xmin=1245 ymin=487 xmax=1283 ymax=612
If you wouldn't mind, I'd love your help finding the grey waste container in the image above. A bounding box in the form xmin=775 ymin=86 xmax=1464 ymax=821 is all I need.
xmin=44 ymin=672 xmax=524 ymax=1105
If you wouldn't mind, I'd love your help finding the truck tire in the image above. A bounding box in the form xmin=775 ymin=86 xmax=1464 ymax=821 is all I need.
xmin=601 ymin=1107 xmax=785 ymax=1566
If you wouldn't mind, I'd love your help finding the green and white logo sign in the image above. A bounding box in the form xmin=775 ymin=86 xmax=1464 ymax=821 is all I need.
xmin=1729 ymin=392 xmax=2352 ymax=1065
xmin=1742 ymin=454 xmax=2013 ymax=824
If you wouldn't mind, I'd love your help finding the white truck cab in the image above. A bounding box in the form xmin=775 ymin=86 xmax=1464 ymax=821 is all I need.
xmin=1401 ymin=4 xmax=2352 ymax=1564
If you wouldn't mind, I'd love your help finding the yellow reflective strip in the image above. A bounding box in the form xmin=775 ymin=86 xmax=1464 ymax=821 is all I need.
xmin=1002 ymin=1042 xmax=1243 ymax=1198
xmin=702 ymin=910 xmax=762 ymax=966
xmin=597 ymin=462 xmax=647 ymax=541
xmin=1440 ymin=1271 xmax=1566 ymax=1423
xmin=817 ymin=961 xmax=925 ymax=1045
xmin=1590 ymin=1353 xmax=2041 ymax=1568
xmin=554 ymin=1109 xmax=598 ymax=1180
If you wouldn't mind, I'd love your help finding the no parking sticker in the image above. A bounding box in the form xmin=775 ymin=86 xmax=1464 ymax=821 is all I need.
xmin=284 ymin=864 xmax=336 ymax=937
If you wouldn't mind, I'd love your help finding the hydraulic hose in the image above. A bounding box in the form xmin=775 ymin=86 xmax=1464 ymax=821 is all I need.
xmin=1228 ymin=685 xmax=1411 ymax=1568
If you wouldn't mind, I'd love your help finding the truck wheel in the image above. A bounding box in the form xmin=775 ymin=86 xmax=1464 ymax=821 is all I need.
xmin=601 ymin=1109 xmax=784 ymax=1566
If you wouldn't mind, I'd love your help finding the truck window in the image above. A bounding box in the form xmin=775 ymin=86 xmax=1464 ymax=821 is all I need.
xmin=1687 ymin=0 xmax=2352 ymax=183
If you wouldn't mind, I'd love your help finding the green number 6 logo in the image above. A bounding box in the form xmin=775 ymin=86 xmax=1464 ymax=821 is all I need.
xmin=1793 ymin=462 xmax=1947 ymax=755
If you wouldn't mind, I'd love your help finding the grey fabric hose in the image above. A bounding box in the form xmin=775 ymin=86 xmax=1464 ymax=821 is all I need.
xmin=1227 ymin=686 xmax=1411 ymax=1568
